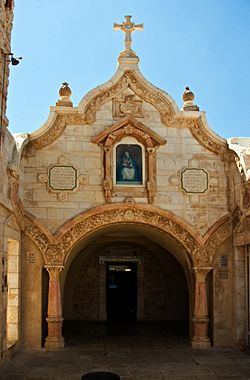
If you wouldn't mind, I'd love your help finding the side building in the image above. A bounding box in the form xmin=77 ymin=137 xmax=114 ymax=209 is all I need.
xmin=0 ymin=0 xmax=22 ymax=361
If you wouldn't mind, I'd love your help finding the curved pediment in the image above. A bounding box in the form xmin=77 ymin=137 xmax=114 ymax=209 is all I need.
xmin=79 ymin=69 xmax=179 ymax=125
xmin=92 ymin=115 xmax=166 ymax=148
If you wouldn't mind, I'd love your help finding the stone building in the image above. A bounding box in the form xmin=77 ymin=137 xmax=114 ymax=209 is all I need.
xmin=0 ymin=12 xmax=250 ymax=360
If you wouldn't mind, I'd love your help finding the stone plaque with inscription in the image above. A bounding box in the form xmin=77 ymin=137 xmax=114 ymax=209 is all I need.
xmin=48 ymin=165 xmax=77 ymax=191
xmin=181 ymin=168 xmax=208 ymax=193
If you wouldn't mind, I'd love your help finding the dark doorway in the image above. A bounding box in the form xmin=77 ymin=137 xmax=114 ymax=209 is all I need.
xmin=106 ymin=262 xmax=137 ymax=321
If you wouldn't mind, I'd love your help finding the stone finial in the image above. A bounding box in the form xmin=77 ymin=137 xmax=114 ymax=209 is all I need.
xmin=182 ymin=87 xmax=199 ymax=111
xmin=56 ymin=82 xmax=73 ymax=107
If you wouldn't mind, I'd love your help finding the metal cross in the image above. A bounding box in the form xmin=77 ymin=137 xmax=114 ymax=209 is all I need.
xmin=113 ymin=15 xmax=143 ymax=51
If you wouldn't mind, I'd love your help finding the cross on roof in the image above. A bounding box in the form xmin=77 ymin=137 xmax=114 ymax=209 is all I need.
xmin=113 ymin=15 xmax=143 ymax=51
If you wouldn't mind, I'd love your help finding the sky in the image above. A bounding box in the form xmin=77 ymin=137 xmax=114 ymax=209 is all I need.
xmin=7 ymin=0 xmax=250 ymax=138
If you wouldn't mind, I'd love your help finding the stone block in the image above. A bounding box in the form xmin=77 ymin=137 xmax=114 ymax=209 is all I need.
xmin=66 ymin=141 xmax=82 ymax=151
xmin=7 ymin=306 xmax=18 ymax=323
xmin=63 ymin=209 xmax=79 ymax=220
xmin=7 ymin=293 xmax=19 ymax=307
xmin=94 ymin=191 xmax=105 ymax=203
xmin=85 ymin=157 xmax=102 ymax=169
xmin=89 ymin=176 xmax=102 ymax=185
xmin=187 ymin=144 xmax=203 ymax=154
xmin=23 ymin=173 xmax=37 ymax=184
xmin=8 ymin=273 xmax=19 ymax=287
xmin=7 ymin=322 xmax=18 ymax=341
xmin=174 ymin=144 xmax=188 ymax=154
xmin=39 ymin=201 xmax=79 ymax=209
xmin=96 ymin=109 xmax=113 ymax=120
xmin=33 ymin=190 xmax=57 ymax=202
xmin=47 ymin=208 xmax=64 ymax=219
xmin=7 ymin=256 xmax=19 ymax=272
xmin=27 ymin=207 xmax=47 ymax=219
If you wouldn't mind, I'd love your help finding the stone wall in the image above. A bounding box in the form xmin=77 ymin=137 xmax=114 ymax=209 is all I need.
xmin=22 ymin=100 xmax=229 ymax=236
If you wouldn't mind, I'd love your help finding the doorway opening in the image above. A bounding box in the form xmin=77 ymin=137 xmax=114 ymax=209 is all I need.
xmin=106 ymin=262 xmax=137 ymax=321
xmin=62 ymin=226 xmax=192 ymax=344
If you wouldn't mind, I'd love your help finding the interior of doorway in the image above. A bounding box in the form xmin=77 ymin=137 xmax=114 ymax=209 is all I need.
xmin=62 ymin=237 xmax=190 ymax=343
xmin=106 ymin=261 xmax=137 ymax=321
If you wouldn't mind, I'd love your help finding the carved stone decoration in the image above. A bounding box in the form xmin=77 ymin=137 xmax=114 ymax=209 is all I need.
xmin=84 ymin=70 xmax=175 ymax=125
xmin=56 ymin=205 xmax=201 ymax=266
xmin=37 ymin=173 xmax=48 ymax=183
xmin=24 ymin=219 xmax=51 ymax=261
xmin=113 ymin=94 xmax=143 ymax=119
xmin=57 ymin=192 xmax=68 ymax=201
xmin=23 ymin=205 xmax=233 ymax=268
xmin=26 ymin=114 xmax=85 ymax=151
xmin=92 ymin=115 xmax=166 ymax=204
xmin=7 ymin=166 xmax=19 ymax=205
xmin=45 ymin=245 xmax=64 ymax=265
xmin=189 ymin=118 xmax=230 ymax=161
xmin=204 ymin=215 xmax=232 ymax=261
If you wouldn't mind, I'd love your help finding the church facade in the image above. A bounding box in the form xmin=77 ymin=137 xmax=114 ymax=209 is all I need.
xmin=1 ymin=9 xmax=250 ymax=359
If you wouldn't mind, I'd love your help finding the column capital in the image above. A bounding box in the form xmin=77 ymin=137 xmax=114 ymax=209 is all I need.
xmin=44 ymin=265 xmax=64 ymax=281
xmin=193 ymin=266 xmax=212 ymax=282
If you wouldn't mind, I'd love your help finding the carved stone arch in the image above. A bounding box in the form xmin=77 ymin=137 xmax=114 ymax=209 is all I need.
xmin=92 ymin=115 xmax=166 ymax=203
xmin=203 ymin=214 xmax=232 ymax=257
xmin=23 ymin=216 xmax=55 ymax=265
xmin=51 ymin=204 xmax=203 ymax=267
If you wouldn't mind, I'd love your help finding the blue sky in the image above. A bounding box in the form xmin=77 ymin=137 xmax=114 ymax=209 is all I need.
xmin=8 ymin=0 xmax=250 ymax=138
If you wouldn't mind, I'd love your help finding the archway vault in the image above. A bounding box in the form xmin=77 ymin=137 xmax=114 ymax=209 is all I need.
xmin=23 ymin=204 xmax=232 ymax=268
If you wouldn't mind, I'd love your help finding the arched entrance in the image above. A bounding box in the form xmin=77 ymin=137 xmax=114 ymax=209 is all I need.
xmin=25 ymin=204 xmax=214 ymax=349
xmin=62 ymin=224 xmax=192 ymax=342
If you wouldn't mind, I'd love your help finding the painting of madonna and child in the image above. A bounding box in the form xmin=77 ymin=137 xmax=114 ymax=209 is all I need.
xmin=116 ymin=144 xmax=143 ymax=185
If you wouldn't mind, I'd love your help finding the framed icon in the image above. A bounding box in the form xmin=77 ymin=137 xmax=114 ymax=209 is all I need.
xmin=116 ymin=144 xmax=142 ymax=185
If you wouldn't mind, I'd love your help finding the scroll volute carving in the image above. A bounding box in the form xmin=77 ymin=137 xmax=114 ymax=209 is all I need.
xmin=92 ymin=115 xmax=166 ymax=203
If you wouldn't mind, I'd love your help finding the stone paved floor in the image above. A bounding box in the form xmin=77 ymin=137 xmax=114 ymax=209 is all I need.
xmin=0 ymin=322 xmax=250 ymax=380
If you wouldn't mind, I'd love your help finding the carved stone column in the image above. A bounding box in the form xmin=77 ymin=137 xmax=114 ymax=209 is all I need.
xmin=192 ymin=266 xmax=212 ymax=349
xmin=44 ymin=265 xmax=64 ymax=350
